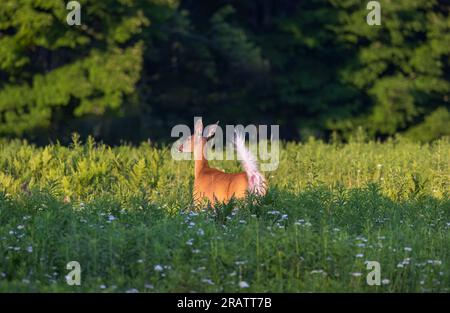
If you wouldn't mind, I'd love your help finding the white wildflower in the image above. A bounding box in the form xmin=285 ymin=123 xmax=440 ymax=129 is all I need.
xmin=201 ymin=278 xmax=214 ymax=285
xmin=107 ymin=215 xmax=116 ymax=221
xmin=310 ymin=270 xmax=327 ymax=276
xmin=238 ymin=281 xmax=250 ymax=288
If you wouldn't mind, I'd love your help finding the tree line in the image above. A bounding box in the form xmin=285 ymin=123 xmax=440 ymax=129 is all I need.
xmin=0 ymin=0 xmax=449 ymax=144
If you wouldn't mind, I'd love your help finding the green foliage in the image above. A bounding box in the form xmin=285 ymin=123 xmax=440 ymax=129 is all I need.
xmin=330 ymin=0 xmax=450 ymax=141
xmin=0 ymin=0 xmax=171 ymax=136
xmin=0 ymin=1 xmax=449 ymax=142
xmin=0 ymin=139 xmax=449 ymax=291
xmin=210 ymin=5 xmax=268 ymax=73
xmin=405 ymin=107 xmax=450 ymax=142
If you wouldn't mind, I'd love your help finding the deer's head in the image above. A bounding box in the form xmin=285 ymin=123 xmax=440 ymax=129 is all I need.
xmin=178 ymin=119 xmax=218 ymax=153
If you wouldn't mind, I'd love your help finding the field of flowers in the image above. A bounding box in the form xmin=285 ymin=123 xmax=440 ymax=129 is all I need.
xmin=0 ymin=135 xmax=449 ymax=292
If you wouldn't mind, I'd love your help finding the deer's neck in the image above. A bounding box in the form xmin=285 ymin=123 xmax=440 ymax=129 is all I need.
xmin=194 ymin=140 xmax=209 ymax=179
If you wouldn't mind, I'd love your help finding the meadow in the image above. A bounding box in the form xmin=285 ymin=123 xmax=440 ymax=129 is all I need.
xmin=0 ymin=135 xmax=449 ymax=292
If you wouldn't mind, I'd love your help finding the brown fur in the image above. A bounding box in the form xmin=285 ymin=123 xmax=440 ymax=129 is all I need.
xmin=179 ymin=120 xmax=250 ymax=206
xmin=193 ymin=148 xmax=249 ymax=205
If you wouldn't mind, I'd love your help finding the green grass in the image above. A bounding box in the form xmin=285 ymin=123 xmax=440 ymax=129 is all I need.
xmin=0 ymin=136 xmax=449 ymax=292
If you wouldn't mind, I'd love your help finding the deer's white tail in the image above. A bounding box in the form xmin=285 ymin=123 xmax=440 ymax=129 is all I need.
xmin=234 ymin=132 xmax=267 ymax=196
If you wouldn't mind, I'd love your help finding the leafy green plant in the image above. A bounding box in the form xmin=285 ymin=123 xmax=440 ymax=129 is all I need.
xmin=0 ymin=137 xmax=448 ymax=292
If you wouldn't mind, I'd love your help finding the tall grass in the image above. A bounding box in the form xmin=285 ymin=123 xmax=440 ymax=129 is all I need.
xmin=0 ymin=135 xmax=449 ymax=292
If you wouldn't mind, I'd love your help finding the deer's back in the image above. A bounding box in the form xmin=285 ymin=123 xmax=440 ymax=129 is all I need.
xmin=194 ymin=168 xmax=248 ymax=205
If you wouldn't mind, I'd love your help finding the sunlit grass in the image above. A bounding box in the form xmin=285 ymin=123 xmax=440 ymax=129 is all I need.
xmin=0 ymin=136 xmax=449 ymax=292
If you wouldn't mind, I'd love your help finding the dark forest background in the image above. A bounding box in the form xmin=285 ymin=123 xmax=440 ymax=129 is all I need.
xmin=0 ymin=0 xmax=449 ymax=145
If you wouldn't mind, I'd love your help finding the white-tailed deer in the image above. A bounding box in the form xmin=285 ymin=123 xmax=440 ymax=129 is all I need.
xmin=178 ymin=119 xmax=266 ymax=206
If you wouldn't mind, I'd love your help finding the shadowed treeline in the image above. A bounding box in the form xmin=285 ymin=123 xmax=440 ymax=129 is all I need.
xmin=0 ymin=0 xmax=449 ymax=144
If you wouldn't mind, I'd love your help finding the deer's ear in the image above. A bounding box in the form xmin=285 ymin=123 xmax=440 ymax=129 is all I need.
xmin=204 ymin=121 xmax=219 ymax=139
xmin=194 ymin=118 xmax=203 ymax=136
